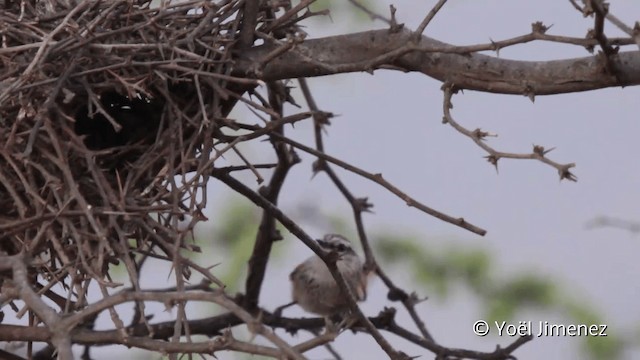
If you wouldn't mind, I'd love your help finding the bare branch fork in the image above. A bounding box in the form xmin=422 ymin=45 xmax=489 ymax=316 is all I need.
xmin=441 ymin=84 xmax=577 ymax=181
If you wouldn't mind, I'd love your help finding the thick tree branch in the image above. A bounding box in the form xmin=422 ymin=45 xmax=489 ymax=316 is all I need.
xmin=234 ymin=28 xmax=640 ymax=95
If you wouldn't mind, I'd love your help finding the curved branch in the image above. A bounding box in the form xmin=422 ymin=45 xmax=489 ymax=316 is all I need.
xmin=270 ymin=133 xmax=487 ymax=236
xmin=234 ymin=28 xmax=640 ymax=95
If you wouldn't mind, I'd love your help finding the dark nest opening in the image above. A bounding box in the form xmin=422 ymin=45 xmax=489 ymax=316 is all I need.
xmin=0 ymin=0 xmax=292 ymax=310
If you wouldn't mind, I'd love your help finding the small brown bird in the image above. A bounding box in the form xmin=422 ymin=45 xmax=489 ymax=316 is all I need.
xmin=288 ymin=234 xmax=367 ymax=330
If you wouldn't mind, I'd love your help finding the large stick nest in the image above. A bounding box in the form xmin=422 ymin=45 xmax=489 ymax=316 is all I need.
xmin=0 ymin=0 xmax=295 ymax=299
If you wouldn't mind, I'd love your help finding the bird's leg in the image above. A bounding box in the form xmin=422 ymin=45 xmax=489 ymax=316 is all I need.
xmin=323 ymin=316 xmax=340 ymax=335
xmin=335 ymin=311 xmax=359 ymax=330
xmin=273 ymin=301 xmax=296 ymax=318
xmin=324 ymin=312 xmax=359 ymax=334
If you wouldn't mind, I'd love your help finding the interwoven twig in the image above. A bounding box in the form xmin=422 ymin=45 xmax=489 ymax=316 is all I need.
xmin=0 ymin=0 xmax=275 ymax=317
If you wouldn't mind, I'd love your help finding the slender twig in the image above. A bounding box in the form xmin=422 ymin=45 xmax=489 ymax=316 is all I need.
xmin=568 ymin=0 xmax=640 ymax=49
xmin=270 ymin=132 xmax=487 ymax=235
xmin=298 ymin=78 xmax=435 ymax=342
xmin=588 ymin=0 xmax=618 ymax=77
xmin=0 ymin=0 xmax=91 ymax=104
xmin=585 ymin=216 xmax=640 ymax=234
xmin=263 ymin=0 xmax=316 ymax=33
xmin=415 ymin=0 xmax=448 ymax=36
xmin=238 ymin=0 xmax=260 ymax=49
xmin=0 ymin=254 xmax=73 ymax=360
xmin=212 ymin=172 xmax=408 ymax=359
xmin=442 ymin=84 xmax=577 ymax=181
xmin=346 ymin=0 xmax=391 ymax=24
xmin=243 ymin=81 xmax=299 ymax=312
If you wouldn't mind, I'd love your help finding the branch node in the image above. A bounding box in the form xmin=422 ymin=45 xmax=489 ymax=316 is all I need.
xmin=558 ymin=163 xmax=578 ymax=182
xmin=532 ymin=144 xmax=555 ymax=157
xmin=472 ymin=128 xmax=495 ymax=141
xmin=485 ymin=154 xmax=500 ymax=172
xmin=355 ymin=197 xmax=374 ymax=213
xmin=388 ymin=5 xmax=404 ymax=33
xmin=377 ymin=307 xmax=397 ymax=327
xmin=311 ymin=159 xmax=328 ymax=176
xmin=531 ymin=21 xmax=549 ymax=34
xmin=387 ymin=287 xmax=409 ymax=302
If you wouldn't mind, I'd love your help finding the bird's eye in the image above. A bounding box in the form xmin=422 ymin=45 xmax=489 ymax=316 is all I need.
xmin=337 ymin=243 xmax=346 ymax=252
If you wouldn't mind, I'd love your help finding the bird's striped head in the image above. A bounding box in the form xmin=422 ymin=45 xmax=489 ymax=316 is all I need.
xmin=316 ymin=234 xmax=354 ymax=254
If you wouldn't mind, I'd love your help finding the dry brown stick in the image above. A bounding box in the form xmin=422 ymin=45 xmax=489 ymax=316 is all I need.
xmin=41 ymin=123 xmax=109 ymax=246
xmin=368 ymin=310 xmax=533 ymax=360
xmin=238 ymin=0 xmax=260 ymax=49
xmin=293 ymin=330 xmax=338 ymax=354
xmin=251 ymin=35 xmax=298 ymax=75
xmin=243 ymin=81 xmax=300 ymax=314
xmin=269 ymin=132 xmax=487 ymax=236
xmin=81 ymin=79 xmax=123 ymax=132
xmin=112 ymin=221 xmax=155 ymax=339
xmin=132 ymin=218 xmax=225 ymax=288
xmin=415 ymin=0 xmax=448 ymax=36
xmin=297 ymin=76 xmax=373 ymax=265
xmin=0 ymin=254 xmax=74 ymax=360
xmin=263 ymin=0 xmax=315 ymax=33
xmin=23 ymin=54 xmax=80 ymax=157
xmin=568 ymin=0 xmax=639 ymax=49
xmin=231 ymin=145 xmax=264 ymax=184
xmin=205 ymin=110 xmax=321 ymax=170
xmin=588 ymin=0 xmax=618 ymax=80
xmin=158 ymin=64 xmax=260 ymax=85
xmin=212 ymin=172 xmax=408 ymax=359
xmin=298 ymin=77 xmax=435 ymax=342
xmin=0 ymin=0 xmax=91 ymax=104
xmin=0 ymin=166 xmax=28 ymax=217
xmin=442 ymin=84 xmax=577 ymax=181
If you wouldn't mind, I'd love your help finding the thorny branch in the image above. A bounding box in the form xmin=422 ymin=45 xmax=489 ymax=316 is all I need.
xmin=243 ymin=81 xmax=300 ymax=312
xmin=298 ymin=77 xmax=438 ymax=343
xmin=269 ymin=132 xmax=487 ymax=235
xmin=415 ymin=0 xmax=448 ymax=36
xmin=212 ymin=171 xmax=409 ymax=359
xmin=2 ymin=0 xmax=637 ymax=359
xmin=442 ymin=85 xmax=577 ymax=182
xmin=569 ymin=0 xmax=640 ymax=50
xmin=233 ymin=27 xmax=640 ymax=94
